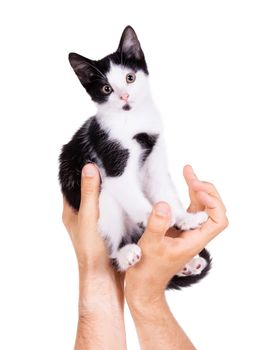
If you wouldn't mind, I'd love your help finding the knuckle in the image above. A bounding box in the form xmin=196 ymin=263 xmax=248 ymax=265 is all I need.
xmin=202 ymin=180 xmax=216 ymax=190
xmin=62 ymin=210 xmax=66 ymax=223
xmin=62 ymin=212 xmax=68 ymax=227
xmin=222 ymin=216 xmax=229 ymax=229
xmin=146 ymin=226 xmax=161 ymax=236
xmin=148 ymin=217 xmax=168 ymax=234
xmin=82 ymin=179 xmax=96 ymax=196
xmin=202 ymin=180 xmax=212 ymax=186
xmin=169 ymin=240 xmax=184 ymax=256
xmin=78 ymin=206 xmax=98 ymax=224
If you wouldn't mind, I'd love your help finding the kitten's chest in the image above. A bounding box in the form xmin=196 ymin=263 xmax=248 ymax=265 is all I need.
xmin=94 ymin=110 xmax=162 ymax=175
xmin=99 ymin=110 xmax=162 ymax=149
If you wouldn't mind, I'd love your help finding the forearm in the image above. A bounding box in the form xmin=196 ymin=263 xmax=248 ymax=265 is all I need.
xmin=75 ymin=273 xmax=127 ymax=350
xmin=127 ymin=293 xmax=196 ymax=350
xmin=75 ymin=306 xmax=126 ymax=350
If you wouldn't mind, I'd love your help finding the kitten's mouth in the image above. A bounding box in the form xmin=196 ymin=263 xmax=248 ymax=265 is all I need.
xmin=122 ymin=103 xmax=131 ymax=111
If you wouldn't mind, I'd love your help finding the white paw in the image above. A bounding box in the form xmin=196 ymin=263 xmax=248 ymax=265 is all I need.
xmin=176 ymin=257 xmax=208 ymax=277
xmin=116 ymin=244 xmax=142 ymax=271
xmin=175 ymin=211 xmax=208 ymax=231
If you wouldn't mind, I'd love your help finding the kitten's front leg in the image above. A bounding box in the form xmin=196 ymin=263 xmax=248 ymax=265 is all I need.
xmin=143 ymin=136 xmax=208 ymax=230
xmin=143 ymin=137 xmax=210 ymax=279
xmin=104 ymin=176 xmax=152 ymax=227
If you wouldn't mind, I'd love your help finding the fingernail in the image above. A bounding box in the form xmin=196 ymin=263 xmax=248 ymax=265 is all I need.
xmin=82 ymin=164 xmax=97 ymax=177
xmin=154 ymin=202 xmax=170 ymax=217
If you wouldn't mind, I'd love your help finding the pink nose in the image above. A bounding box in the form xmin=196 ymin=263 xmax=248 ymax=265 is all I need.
xmin=120 ymin=93 xmax=129 ymax=102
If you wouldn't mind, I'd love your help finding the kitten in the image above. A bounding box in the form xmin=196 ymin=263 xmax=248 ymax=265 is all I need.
xmin=59 ymin=26 xmax=212 ymax=290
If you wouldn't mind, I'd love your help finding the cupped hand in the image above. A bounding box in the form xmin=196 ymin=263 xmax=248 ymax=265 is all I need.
xmin=62 ymin=164 xmax=124 ymax=307
xmin=125 ymin=165 xmax=229 ymax=303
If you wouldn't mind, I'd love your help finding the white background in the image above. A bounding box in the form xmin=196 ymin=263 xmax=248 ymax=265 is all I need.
xmin=0 ymin=1 xmax=257 ymax=349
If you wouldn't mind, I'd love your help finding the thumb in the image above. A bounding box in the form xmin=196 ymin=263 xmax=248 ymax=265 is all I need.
xmin=79 ymin=163 xmax=100 ymax=224
xmin=144 ymin=202 xmax=171 ymax=240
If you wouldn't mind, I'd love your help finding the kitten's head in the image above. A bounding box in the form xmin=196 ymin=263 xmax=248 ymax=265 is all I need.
xmin=69 ymin=26 xmax=150 ymax=112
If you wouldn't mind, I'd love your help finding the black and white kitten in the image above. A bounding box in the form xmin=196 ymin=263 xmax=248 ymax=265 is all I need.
xmin=59 ymin=26 xmax=211 ymax=290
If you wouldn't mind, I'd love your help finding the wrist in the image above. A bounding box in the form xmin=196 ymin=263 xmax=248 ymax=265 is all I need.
xmin=78 ymin=272 xmax=124 ymax=316
xmin=125 ymin=273 xmax=167 ymax=307
xmin=126 ymin=292 xmax=170 ymax=328
xmin=125 ymin=284 xmax=166 ymax=314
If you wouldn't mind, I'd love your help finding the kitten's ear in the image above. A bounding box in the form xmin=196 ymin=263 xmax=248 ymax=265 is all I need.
xmin=68 ymin=52 xmax=95 ymax=86
xmin=117 ymin=26 xmax=144 ymax=59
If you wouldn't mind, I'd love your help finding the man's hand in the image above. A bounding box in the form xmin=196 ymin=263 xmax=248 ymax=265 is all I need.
xmin=63 ymin=163 xmax=110 ymax=272
xmin=126 ymin=165 xmax=228 ymax=300
xmin=62 ymin=163 xmax=126 ymax=350
xmin=125 ymin=165 xmax=228 ymax=350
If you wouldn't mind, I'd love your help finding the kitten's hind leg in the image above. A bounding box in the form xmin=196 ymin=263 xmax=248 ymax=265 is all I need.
xmin=98 ymin=189 xmax=142 ymax=271
xmin=97 ymin=189 xmax=125 ymax=258
xmin=112 ymin=219 xmax=143 ymax=271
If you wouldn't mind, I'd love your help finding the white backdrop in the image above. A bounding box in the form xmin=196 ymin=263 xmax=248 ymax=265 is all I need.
xmin=0 ymin=1 xmax=257 ymax=349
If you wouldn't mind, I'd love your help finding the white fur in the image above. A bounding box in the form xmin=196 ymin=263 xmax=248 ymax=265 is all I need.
xmin=176 ymin=256 xmax=208 ymax=277
xmin=95 ymin=63 xmax=208 ymax=274
xmin=116 ymin=244 xmax=142 ymax=271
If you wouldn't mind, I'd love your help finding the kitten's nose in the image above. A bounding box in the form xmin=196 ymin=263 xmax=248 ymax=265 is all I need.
xmin=120 ymin=93 xmax=129 ymax=102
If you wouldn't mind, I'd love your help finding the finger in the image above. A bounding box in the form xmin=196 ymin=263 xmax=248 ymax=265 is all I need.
xmin=143 ymin=202 xmax=171 ymax=241
xmin=183 ymin=165 xmax=205 ymax=212
xmin=196 ymin=191 xmax=225 ymax=224
xmin=62 ymin=196 xmax=77 ymax=217
xmin=79 ymin=163 xmax=100 ymax=225
xmin=181 ymin=191 xmax=228 ymax=250
xmin=183 ymin=164 xmax=199 ymax=186
xmin=189 ymin=179 xmax=223 ymax=203
xmin=62 ymin=196 xmax=77 ymax=226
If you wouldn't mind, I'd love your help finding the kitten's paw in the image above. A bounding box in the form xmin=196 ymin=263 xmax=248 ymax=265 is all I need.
xmin=175 ymin=211 xmax=208 ymax=231
xmin=116 ymin=244 xmax=142 ymax=271
xmin=176 ymin=257 xmax=208 ymax=277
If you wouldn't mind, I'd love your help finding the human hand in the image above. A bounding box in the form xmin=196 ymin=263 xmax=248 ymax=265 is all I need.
xmin=62 ymin=164 xmax=124 ymax=314
xmin=125 ymin=165 xmax=229 ymax=304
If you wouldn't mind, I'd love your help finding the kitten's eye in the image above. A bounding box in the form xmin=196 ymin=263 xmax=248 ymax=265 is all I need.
xmin=102 ymin=84 xmax=112 ymax=94
xmin=126 ymin=72 xmax=136 ymax=84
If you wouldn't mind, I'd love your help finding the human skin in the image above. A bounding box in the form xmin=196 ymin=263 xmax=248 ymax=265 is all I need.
xmin=62 ymin=163 xmax=228 ymax=350
xmin=125 ymin=165 xmax=229 ymax=350
xmin=62 ymin=163 xmax=127 ymax=350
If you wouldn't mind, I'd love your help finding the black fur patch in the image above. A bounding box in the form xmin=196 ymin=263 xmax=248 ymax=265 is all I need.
xmin=133 ymin=132 xmax=159 ymax=163
xmin=166 ymin=249 xmax=212 ymax=290
xmin=59 ymin=117 xmax=129 ymax=210
xmin=109 ymin=51 xmax=148 ymax=75
xmin=118 ymin=226 xmax=144 ymax=250
xmin=111 ymin=258 xmax=120 ymax=270
xmin=59 ymin=117 xmax=98 ymax=210
xmin=69 ymin=53 xmax=112 ymax=104
xmin=122 ymin=103 xmax=131 ymax=111
xmin=88 ymin=118 xmax=129 ymax=177
xmin=115 ymin=26 xmax=148 ymax=74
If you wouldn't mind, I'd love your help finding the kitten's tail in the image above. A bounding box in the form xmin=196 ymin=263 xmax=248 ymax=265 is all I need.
xmin=166 ymin=249 xmax=212 ymax=290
